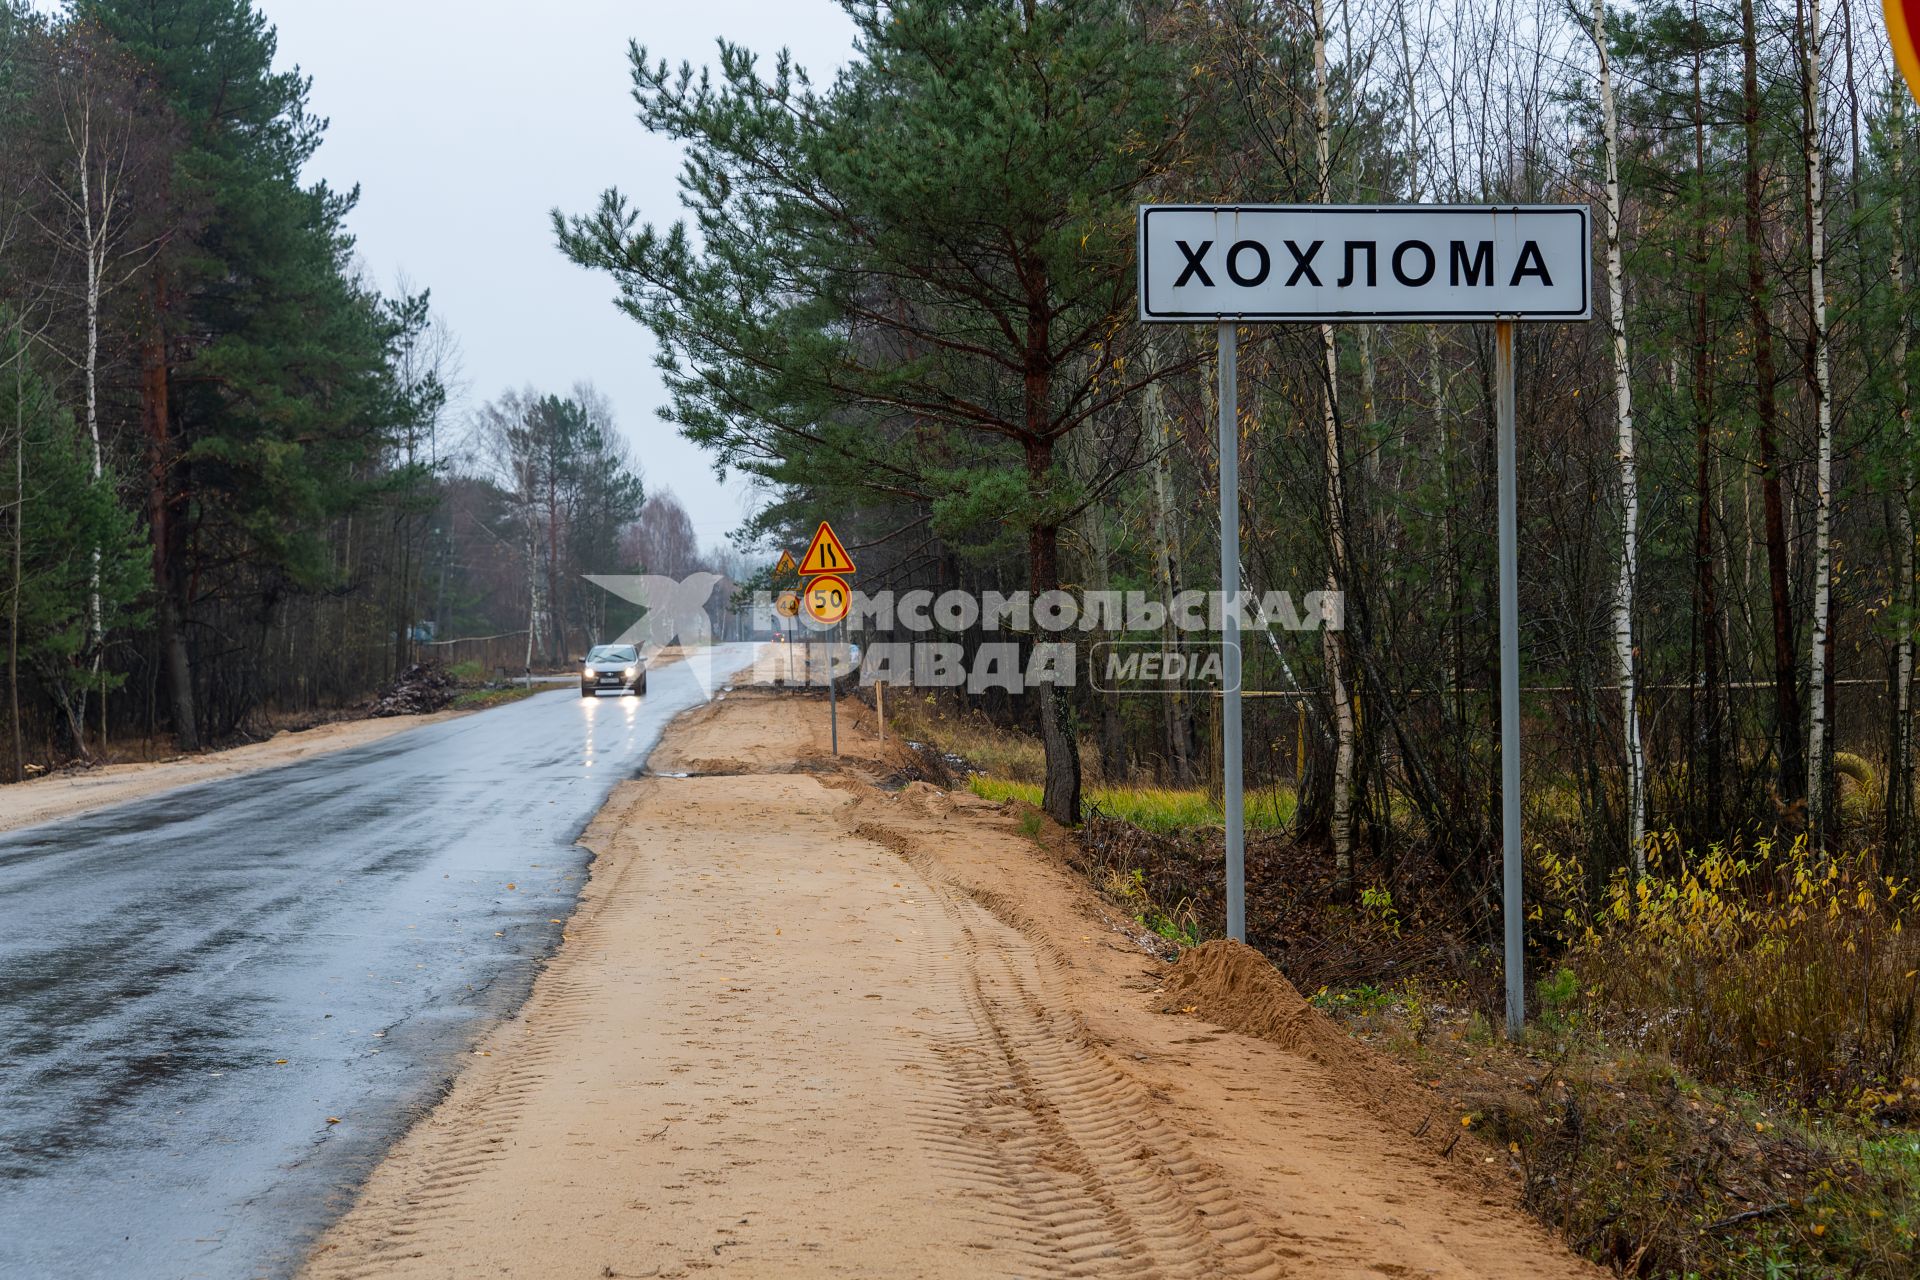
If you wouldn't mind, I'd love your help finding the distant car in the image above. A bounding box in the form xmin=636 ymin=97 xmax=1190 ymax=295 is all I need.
xmin=580 ymin=644 xmax=645 ymax=697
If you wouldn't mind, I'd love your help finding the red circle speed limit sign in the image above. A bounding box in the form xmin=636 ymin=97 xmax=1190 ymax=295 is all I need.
xmin=802 ymin=574 xmax=851 ymax=626
xmin=775 ymin=590 xmax=800 ymax=618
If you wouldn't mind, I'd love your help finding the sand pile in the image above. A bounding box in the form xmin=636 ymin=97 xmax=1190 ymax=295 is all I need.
xmin=1161 ymin=938 xmax=1324 ymax=1052
xmin=1162 ymin=939 xmax=1475 ymax=1167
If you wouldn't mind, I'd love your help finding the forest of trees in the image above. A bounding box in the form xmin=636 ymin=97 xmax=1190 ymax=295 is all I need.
xmin=562 ymin=0 xmax=1920 ymax=900
xmin=6 ymin=0 xmax=1918 ymax=907
xmin=0 ymin=0 xmax=740 ymax=777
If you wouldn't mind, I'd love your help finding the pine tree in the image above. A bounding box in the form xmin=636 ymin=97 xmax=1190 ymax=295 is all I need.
xmin=557 ymin=0 xmax=1204 ymax=823
xmin=78 ymin=0 xmax=408 ymax=745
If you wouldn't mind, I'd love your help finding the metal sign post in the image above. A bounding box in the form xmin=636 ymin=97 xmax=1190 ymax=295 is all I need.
xmin=1138 ymin=204 xmax=1590 ymax=1034
xmin=1495 ymin=322 xmax=1524 ymax=1038
xmin=774 ymin=589 xmax=801 ymax=685
xmin=1218 ymin=320 xmax=1246 ymax=943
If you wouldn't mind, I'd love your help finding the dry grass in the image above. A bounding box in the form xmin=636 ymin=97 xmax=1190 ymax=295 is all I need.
xmin=880 ymin=691 xmax=1047 ymax=782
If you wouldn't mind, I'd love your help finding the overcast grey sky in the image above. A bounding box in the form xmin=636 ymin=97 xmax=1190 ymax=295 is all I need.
xmin=256 ymin=0 xmax=860 ymax=550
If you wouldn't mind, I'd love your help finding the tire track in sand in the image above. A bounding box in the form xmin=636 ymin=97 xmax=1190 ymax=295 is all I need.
xmin=865 ymin=819 xmax=1284 ymax=1279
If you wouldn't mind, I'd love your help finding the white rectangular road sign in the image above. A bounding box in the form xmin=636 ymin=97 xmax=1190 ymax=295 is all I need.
xmin=1139 ymin=204 xmax=1590 ymax=323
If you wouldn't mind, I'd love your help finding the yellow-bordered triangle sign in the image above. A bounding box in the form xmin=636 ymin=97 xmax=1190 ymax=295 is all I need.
xmin=774 ymin=549 xmax=797 ymax=576
xmin=798 ymin=520 xmax=856 ymax=576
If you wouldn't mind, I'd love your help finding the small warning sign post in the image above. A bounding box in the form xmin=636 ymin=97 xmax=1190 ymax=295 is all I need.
xmin=795 ymin=521 xmax=854 ymax=753
xmin=772 ymin=589 xmax=800 ymax=684
xmin=774 ymin=548 xmax=798 ymax=576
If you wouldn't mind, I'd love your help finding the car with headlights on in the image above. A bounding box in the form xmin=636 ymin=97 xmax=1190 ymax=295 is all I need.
xmin=580 ymin=644 xmax=645 ymax=697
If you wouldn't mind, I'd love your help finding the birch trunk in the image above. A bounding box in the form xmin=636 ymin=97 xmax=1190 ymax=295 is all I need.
xmin=1804 ymin=0 xmax=1835 ymax=839
xmin=56 ymin=90 xmax=109 ymax=755
xmin=1314 ymin=0 xmax=1356 ymax=898
xmin=1593 ymin=0 xmax=1645 ymax=872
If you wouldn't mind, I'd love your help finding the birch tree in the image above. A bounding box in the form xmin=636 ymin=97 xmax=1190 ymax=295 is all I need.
xmin=1591 ymin=0 xmax=1645 ymax=871
xmin=1312 ymin=0 xmax=1357 ymax=898
xmin=35 ymin=29 xmax=161 ymax=751
xmin=1803 ymin=0 xmax=1835 ymax=839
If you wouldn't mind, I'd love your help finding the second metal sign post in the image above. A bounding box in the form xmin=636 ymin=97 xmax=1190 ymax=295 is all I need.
xmin=1138 ymin=204 xmax=1592 ymax=1036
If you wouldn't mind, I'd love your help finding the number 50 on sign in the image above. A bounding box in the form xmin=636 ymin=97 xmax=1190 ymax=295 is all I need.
xmin=803 ymin=574 xmax=851 ymax=626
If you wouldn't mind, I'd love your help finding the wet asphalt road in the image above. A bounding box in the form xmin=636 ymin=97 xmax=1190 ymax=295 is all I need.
xmin=0 ymin=645 xmax=759 ymax=1280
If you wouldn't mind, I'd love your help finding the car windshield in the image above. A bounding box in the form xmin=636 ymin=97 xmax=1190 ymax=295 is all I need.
xmin=586 ymin=646 xmax=637 ymax=664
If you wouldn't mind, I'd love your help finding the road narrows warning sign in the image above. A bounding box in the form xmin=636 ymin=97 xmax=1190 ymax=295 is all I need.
xmin=798 ymin=521 xmax=855 ymax=576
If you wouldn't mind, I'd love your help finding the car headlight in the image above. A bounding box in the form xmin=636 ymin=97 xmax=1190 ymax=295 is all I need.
xmin=583 ymin=666 xmax=595 ymax=676
xmin=623 ymin=665 xmax=638 ymax=678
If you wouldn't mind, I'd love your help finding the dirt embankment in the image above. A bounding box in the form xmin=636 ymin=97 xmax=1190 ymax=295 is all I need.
xmin=303 ymin=687 xmax=1602 ymax=1280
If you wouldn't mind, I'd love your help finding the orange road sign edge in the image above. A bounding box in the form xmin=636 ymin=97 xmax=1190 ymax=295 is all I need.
xmin=1890 ymin=0 xmax=1920 ymax=107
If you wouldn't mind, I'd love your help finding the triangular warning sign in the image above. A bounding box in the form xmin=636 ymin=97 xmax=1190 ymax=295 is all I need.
xmin=774 ymin=549 xmax=797 ymax=575
xmin=798 ymin=521 xmax=855 ymax=575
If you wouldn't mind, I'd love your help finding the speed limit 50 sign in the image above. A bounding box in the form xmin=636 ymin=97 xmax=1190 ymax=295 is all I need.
xmin=802 ymin=574 xmax=851 ymax=626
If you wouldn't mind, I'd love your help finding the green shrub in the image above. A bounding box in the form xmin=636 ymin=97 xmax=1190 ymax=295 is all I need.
xmin=1537 ymin=966 xmax=1580 ymax=1016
